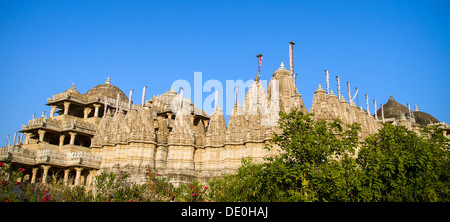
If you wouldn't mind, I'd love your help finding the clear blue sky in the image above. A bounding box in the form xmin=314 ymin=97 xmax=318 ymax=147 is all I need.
xmin=1 ymin=0 xmax=449 ymax=145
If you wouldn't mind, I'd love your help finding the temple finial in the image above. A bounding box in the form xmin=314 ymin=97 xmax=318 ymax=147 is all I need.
xmin=106 ymin=76 xmax=111 ymax=84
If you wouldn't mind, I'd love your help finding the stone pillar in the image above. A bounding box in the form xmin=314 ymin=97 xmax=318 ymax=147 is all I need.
xmin=41 ymin=165 xmax=51 ymax=184
xmin=93 ymin=104 xmax=101 ymax=117
xmin=63 ymin=101 xmax=71 ymax=115
xmin=31 ymin=167 xmax=38 ymax=184
xmin=83 ymin=107 xmax=92 ymax=119
xmin=59 ymin=134 xmax=66 ymax=147
xmin=50 ymin=105 xmax=57 ymax=117
xmin=69 ymin=132 xmax=77 ymax=145
xmin=24 ymin=132 xmax=33 ymax=144
xmin=74 ymin=167 xmax=83 ymax=186
xmin=38 ymin=129 xmax=46 ymax=143
xmin=63 ymin=169 xmax=71 ymax=185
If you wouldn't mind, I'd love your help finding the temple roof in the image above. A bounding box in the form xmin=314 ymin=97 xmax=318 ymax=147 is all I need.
xmin=83 ymin=77 xmax=129 ymax=102
xmin=148 ymin=88 xmax=209 ymax=117
xmin=64 ymin=83 xmax=81 ymax=95
xmin=414 ymin=111 xmax=439 ymax=126
xmin=377 ymin=95 xmax=409 ymax=119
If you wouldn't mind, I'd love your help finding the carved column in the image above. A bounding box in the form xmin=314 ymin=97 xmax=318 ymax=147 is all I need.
xmin=38 ymin=129 xmax=46 ymax=143
xmin=63 ymin=101 xmax=71 ymax=115
xmin=83 ymin=107 xmax=92 ymax=119
xmin=93 ymin=104 xmax=101 ymax=117
xmin=30 ymin=167 xmax=38 ymax=184
xmin=50 ymin=105 xmax=57 ymax=117
xmin=59 ymin=134 xmax=66 ymax=147
xmin=24 ymin=132 xmax=33 ymax=144
xmin=74 ymin=167 xmax=83 ymax=186
xmin=63 ymin=169 xmax=71 ymax=185
xmin=69 ymin=132 xmax=77 ymax=145
xmin=41 ymin=165 xmax=51 ymax=184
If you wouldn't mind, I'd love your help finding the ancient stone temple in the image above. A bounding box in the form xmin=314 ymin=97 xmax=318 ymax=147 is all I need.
xmin=2 ymin=43 xmax=449 ymax=186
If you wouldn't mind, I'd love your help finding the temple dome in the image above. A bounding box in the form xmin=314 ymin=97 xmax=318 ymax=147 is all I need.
xmin=83 ymin=77 xmax=128 ymax=101
xmin=377 ymin=95 xmax=409 ymax=119
xmin=272 ymin=61 xmax=291 ymax=77
xmin=148 ymin=87 xmax=208 ymax=116
xmin=414 ymin=111 xmax=439 ymax=126
xmin=64 ymin=83 xmax=81 ymax=95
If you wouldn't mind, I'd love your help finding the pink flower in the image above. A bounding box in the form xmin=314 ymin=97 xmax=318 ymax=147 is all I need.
xmin=0 ymin=162 xmax=4 ymax=167
xmin=192 ymin=193 xmax=197 ymax=197
xmin=189 ymin=185 xmax=195 ymax=189
xmin=204 ymin=186 xmax=208 ymax=190
xmin=15 ymin=181 xmax=21 ymax=185
xmin=157 ymin=174 xmax=160 ymax=176
xmin=43 ymin=189 xmax=49 ymax=195
xmin=19 ymin=168 xmax=25 ymax=173
xmin=41 ymin=195 xmax=50 ymax=202
xmin=6 ymin=199 xmax=11 ymax=202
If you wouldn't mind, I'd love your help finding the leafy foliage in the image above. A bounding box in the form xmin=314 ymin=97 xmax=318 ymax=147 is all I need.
xmin=209 ymin=108 xmax=450 ymax=202
xmin=357 ymin=123 xmax=450 ymax=201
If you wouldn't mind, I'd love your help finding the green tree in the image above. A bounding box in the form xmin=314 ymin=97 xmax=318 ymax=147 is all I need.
xmin=263 ymin=108 xmax=362 ymax=201
xmin=357 ymin=123 xmax=450 ymax=201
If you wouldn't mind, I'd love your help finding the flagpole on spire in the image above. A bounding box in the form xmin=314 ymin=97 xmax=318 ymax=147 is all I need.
xmin=347 ymin=82 xmax=352 ymax=105
xmin=142 ymin=86 xmax=147 ymax=107
xmin=234 ymin=86 xmax=238 ymax=108
xmin=256 ymin=54 xmax=263 ymax=81
xmin=373 ymin=99 xmax=378 ymax=120
xmin=325 ymin=70 xmax=329 ymax=95
xmin=336 ymin=76 xmax=341 ymax=99
xmin=289 ymin=41 xmax=297 ymax=93
xmin=289 ymin=41 xmax=295 ymax=75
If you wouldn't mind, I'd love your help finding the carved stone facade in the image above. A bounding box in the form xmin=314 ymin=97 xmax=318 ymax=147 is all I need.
xmin=2 ymin=61 xmax=449 ymax=186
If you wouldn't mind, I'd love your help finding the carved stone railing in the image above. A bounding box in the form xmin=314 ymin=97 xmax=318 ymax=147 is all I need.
xmin=67 ymin=151 xmax=102 ymax=169
xmin=21 ymin=117 xmax=96 ymax=134
xmin=0 ymin=145 xmax=36 ymax=165
xmin=37 ymin=148 xmax=67 ymax=166
xmin=0 ymin=145 xmax=102 ymax=169
xmin=49 ymin=92 xmax=89 ymax=104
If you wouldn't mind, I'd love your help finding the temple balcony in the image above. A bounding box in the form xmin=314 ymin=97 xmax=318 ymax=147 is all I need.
xmin=0 ymin=144 xmax=102 ymax=169
xmin=21 ymin=117 xmax=96 ymax=135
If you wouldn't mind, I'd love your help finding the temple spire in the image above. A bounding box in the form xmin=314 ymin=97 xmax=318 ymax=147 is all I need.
xmin=106 ymin=76 xmax=111 ymax=84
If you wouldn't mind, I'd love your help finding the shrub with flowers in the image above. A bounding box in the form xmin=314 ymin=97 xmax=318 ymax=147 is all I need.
xmin=0 ymin=161 xmax=213 ymax=202
xmin=178 ymin=181 xmax=210 ymax=202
